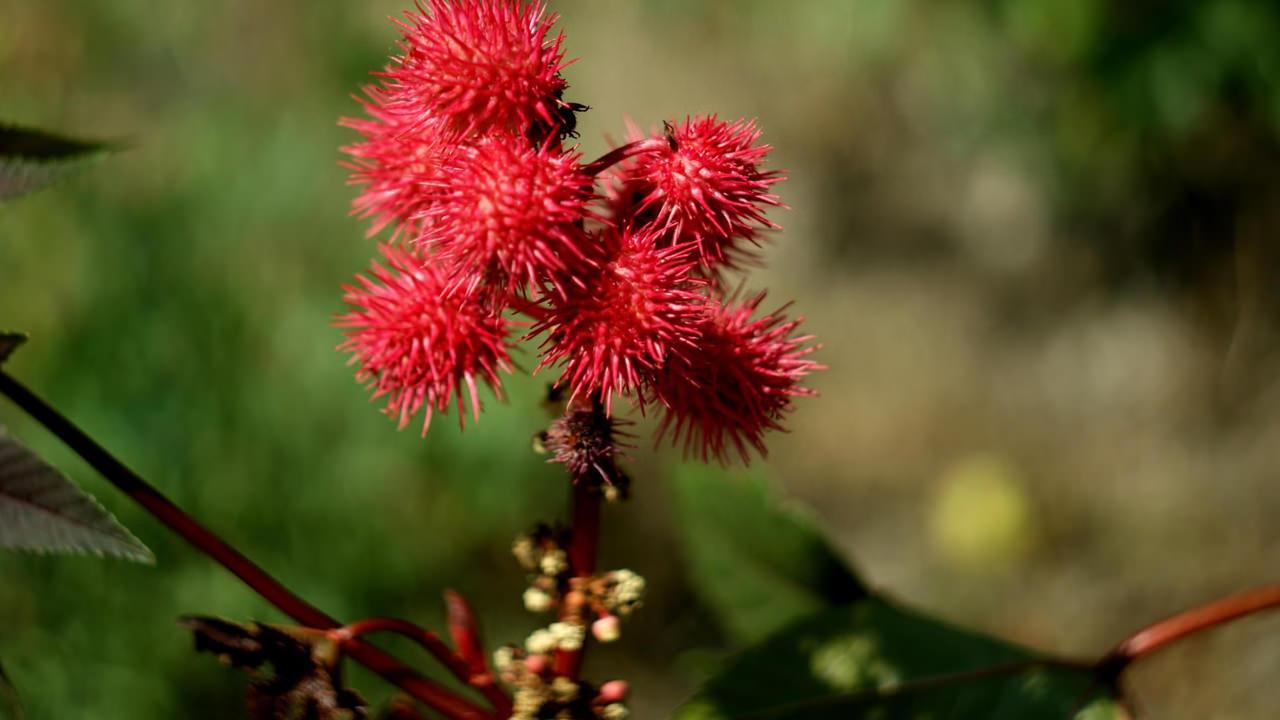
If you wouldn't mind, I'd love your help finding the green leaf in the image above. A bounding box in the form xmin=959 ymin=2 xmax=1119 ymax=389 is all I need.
xmin=0 ymin=429 xmax=153 ymax=563
xmin=0 ymin=661 xmax=23 ymax=720
xmin=0 ymin=123 xmax=115 ymax=202
xmin=676 ymin=597 xmax=1125 ymax=720
xmin=672 ymin=466 xmax=868 ymax=643
xmin=674 ymin=469 xmax=1126 ymax=718
xmin=0 ymin=334 xmax=26 ymax=366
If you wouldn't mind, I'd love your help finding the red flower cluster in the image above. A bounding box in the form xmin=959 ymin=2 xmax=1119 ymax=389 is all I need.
xmin=337 ymin=0 xmax=819 ymax=462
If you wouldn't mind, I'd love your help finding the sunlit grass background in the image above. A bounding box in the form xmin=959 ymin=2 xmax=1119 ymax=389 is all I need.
xmin=3 ymin=1 xmax=1280 ymax=717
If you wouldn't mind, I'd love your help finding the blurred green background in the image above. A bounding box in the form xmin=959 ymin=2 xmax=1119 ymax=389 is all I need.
xmin=4 ymin=1 xmax=1280 ymax=717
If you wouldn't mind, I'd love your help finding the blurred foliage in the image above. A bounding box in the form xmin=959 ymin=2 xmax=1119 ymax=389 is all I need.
xmin=0 ymin=660 xmax=21 ymax=720
xmin=929 ymin=453 xmax=1033 ymax=572
xmin=679 ymin=598 xmax=1122 ymax=720
xmin=675 ymin=469 xmax=1121 ymax=719
xmin=673 ymin=465 xmax=865 ymax=644
xmin=3 ymin=1 xmax=1280 ymax=718
xmin=0 ymin=334 xmax=25 ymax=365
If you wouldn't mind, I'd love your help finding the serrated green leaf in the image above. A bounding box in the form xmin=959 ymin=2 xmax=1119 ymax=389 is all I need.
xmin=0 ymin=124 xmax=115 ymax=202
xmin=0 ymin=661 xmax=23 ymax=720
xmin=0 ymin=334 xmax=26 ymax=366
xmin=0 ymin=429 xmax=153 ymax=563
xmin=672 ymin=466 xmax=867 ymax=643
xmin=676 ymin=597 xmax=1126 ymax=720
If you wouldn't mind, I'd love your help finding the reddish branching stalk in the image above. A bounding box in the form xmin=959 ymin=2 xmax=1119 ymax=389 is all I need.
xmin=333 ymin=614 xmax=512 ymax=716
xmin=554 ymin=480 xmax=603 ymax=679
xmin=445 ymin=591 xmax=487 ymax=675
xmin=444 ymin=590 xmax=512 ymax=714
xmin=1100 ymin=583 xmax=1280 ymax=675
xmin=0 ymin=370 xmax=495 ymax=720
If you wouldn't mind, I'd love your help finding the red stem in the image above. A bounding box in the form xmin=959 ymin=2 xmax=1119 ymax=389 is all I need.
xmin=444 ymin=590 xmax=489 ymax=679
xmin=1103 ymin=583 xmax=1280 ymax=669
xmin=0 ymin=371 xmax=491 ymax=720
xmin=445 ymin=591 xmax=513 ymax=716
xmin=553 ymin=480 xmax=602 ymax=678
xmin=580 ymin=138 xmax=667 ymax=177
xmin=334 ymin=616 xmax=511 ymax=716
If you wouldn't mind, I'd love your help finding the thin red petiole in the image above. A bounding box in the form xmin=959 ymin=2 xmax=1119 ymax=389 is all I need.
xmin=1101 ymin=583 xmax=1280 ymax=671
xmin=446 ymin=591 xmax=512 ymax=716
xmin=444 ymin=591 xmax=491 ymax=680
xmin=332 ymin=615 xmax=511 ymax=717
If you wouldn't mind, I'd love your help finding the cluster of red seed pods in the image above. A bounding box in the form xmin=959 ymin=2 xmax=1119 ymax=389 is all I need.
xmin=338 ymin=0 xmax=820 ymax=464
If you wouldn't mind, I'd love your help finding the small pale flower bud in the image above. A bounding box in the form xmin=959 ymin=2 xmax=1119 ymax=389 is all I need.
xmin=525 ymin=628 xmax=557 ymax=655
xmin=602 ymin=702 xmax=630 ymax=720
xmin=607 ymin=569 xmax=646 ymax=615
xmin=513 ymin=684 xmax=548 ymax=718
xmin=523 ymin=586 xmax=555 ymax=613
xmin=512 ymin=536 xmax=538 ymax=570
xmin=550 ymin=676 xmax=578 ymax=702
xmin=548 ymin=621 xmax=585 ymax=650
xmin=592 ymin=615 xmax=621 ymax=643
xmin=540 ymin=549 xmax=568 ymax=576
xmin=492 ymin=647 xmax=515 ymax=672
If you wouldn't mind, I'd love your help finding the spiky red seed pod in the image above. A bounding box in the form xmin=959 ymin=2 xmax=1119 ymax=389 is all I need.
xmin=652 ymin=294 xmax=820 ymax=464
xmin=418 ymin=137 xmax=597 ymax=296
xmin=613 ymin=115 xmax=783 ymax=271
xmin=337 ymin=245 xmax=513 ymax=434
xmin=341 ymin=91 xmax=454 ymax=240
xmin=382 ymin=0 xmax=570 ymax=137
xmin=533 ymin=228 xmax=707 ymax=410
